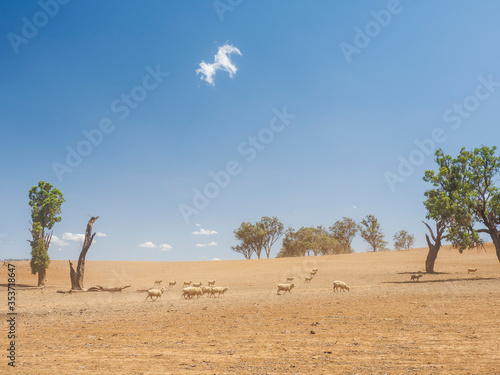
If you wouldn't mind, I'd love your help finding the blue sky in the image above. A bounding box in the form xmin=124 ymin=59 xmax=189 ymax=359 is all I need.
xmin=2 ymin=0 xmax=500 ymax=261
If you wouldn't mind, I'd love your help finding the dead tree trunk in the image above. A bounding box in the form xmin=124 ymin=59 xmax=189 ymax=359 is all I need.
xmin=423 ymin=220 xmax=445 ymax=274
xmin=69 ymin=216 xmax=99 ymax=290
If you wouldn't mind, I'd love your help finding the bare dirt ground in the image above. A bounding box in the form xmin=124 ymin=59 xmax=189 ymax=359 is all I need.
xmin=2 ymin=245 xmax=500 ymax=374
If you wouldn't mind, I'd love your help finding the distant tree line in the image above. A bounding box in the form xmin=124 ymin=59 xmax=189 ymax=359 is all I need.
xmin=232 ymin=215 xmax=415 ymax=259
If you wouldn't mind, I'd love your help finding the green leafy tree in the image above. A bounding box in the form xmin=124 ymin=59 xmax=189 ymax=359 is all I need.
xmin=258 ymin=216 xmax=284 ymax=259
xmin=359 ymin=214 xmax=387 ymax=252
xmin=393 ymin=230 xmax=415 ymax=250
xmin=28 ymin=181 xmax=64 ymax=286
xmin=329 ymin=217 xmax=358 ymax=253
xmin=424 ymin=146 xmax=500 ymax=263
xmin=278 ymin=226 xmax=342 ymax=257
xmin=232 ymin=221 xmax=265 ymax=259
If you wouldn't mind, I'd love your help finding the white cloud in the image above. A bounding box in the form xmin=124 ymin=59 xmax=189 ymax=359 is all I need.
xmin=62 ymin=233 xmax=85 ymax=242
xmin=192 ymin=228 xmax=218 ymax=235
xmin=58 ymin=248 xmax=63 ymax=252
xmin=195 ymin=241 xmax=217 ymax=248
xmin=195 ymin=223 xmax=201 ymax=227
xmin=139 ymin=241 xmax=158 ymax=248
xmin=196 ymin=44 xmax=242 ymax=86
xmin=96 ymin=232 xmax=107 ymax=237
xmin=211 ymin=257 xmax=221 ymax=261
xmin=51 ymin=235 xmax=69 ymax=247
xmin=159 ymin=243 xmax=173 ymax=252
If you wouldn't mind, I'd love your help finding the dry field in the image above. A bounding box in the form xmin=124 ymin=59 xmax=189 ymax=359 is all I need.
xmin=2 ymin=244 xmax=500 ymax=374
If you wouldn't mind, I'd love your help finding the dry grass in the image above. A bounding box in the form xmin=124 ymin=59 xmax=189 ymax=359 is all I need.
xmin=2 ymin=244 xmax=500 ymax=374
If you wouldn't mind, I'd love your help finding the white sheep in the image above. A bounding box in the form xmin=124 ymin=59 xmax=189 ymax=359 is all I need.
xmin=410 ymin=274 xmax=422 ymax=282
xmin=154 ymin=280 xmax=162 ymax=285
xmin=169 ymin=281 xmax=176 ymax=287
xmin=145 ymin=287 xmax=166 ymax=301
xmin=286 ymin=277 xmax=294 ymax=282
xmin=468 ymin=268 xmax=478 ymax=274
xmin=191 ymin=282 xmax=202 ymax=287
xmin=183 ymin=281 xmax=192 ymax=287
xmin=277 ymin=283 xmax=295 ymax=295
xmin=304 ymin=276 xmax=313 ymax=283
xmin=208 ymin=280 xmax=216 ymax=286
xmin=210 ymin=286 xmax=229 ymax=298
xmin=181 ymin=287 xmax=203 ymax=299
xmin=201 ymin=286 xmax=212 ymax=296
xmin=332 ymin=280 xmax=350 ymax=292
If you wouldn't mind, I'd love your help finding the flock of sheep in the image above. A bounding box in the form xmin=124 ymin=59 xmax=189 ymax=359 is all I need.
xmin=145 ymin=279 xmax=230 ymax=301
xmin=145 ymin=267 xmax=479 ymax=301
xmin=276 ymin=268 xmax=351 ymax=295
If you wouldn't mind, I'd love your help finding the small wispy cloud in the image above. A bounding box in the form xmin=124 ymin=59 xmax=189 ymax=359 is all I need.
xmin=195 ymin=223 xmax=201 ymax=227
xmin=62 ymin=233 xmax=85 ymax=242
xmin=96 ymin=232 xmax=107 ymax=237
xmin=196 ymin=241 xmax=218 ymax=248
xmin=192 ymin=228 xmax=218 ymax=235
xmin=160 ymin=243 xmax=173 ymax=252
xmin=211 ymin=257 xmax=221 ymax=261
xmin=196 ymin=44 xmax=242 ymax=86
xmin=139 ymin=241 xmax=158 ymax=248
xmin=51 ymin=235 xmax=69 ymax=247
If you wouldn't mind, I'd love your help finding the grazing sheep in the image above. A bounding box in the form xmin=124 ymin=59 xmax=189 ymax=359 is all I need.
xmin=332 ymin=281 xmax=350 ymax=292
xmin=410 ymin=274 xmax=423 ymax=282
xmin=286 ymin=277 xmax=294 ymax=282
xmin=183 ymin=281 xmax=192 ymax=287
xmin=312 ymin=268 xmax=318 ymax=272
xmin=468 ymin=268 xmax=478 ymax=274
xmin=181 ymin=287 xmax=203 ymax=299
xmin=277 ymin=283 xmax=295 ymax=295
xmin=310 ymin=272 xmax=316 ymax=278
xmin=154 ymin=280 xmax=162 ymax=285
xmin=210 ymin=286 xmax=229 ymax=298
xmin=208 ymin=280 xmax=216 ymax=286
xmin=305 ymin=276 xmax=313 ymax=283
xmin=169 ymin=281 xmax=176 ymax=287
xmin=145 ymin=287 xmax=166 ymax=301
xmin=192 ymin=282 xmax=202 ymax=287
xmin=201 ymin=286 xmax=212 ymax=296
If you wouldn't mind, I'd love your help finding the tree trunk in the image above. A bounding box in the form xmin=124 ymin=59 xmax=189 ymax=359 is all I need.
xmin=423 ymin=220 xmax=444 ymax=274
xmin=37 ymin=269 xmax=47 ymax=286
xmin=492 ymin=233 xmax=500 ymax=262
xmin=425 ymin=244 xmax=440 ymax=274
xmin=69 ymin=216 xmax=99 ymax=290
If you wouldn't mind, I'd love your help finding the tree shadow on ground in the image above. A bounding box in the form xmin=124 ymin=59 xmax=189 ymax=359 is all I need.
xmin=383 ymin=277 xmax=498 ymax=285
xmin=397 ymin=271 xmax=451 ymax=275
xmin=0 ymin=283 xmax=37 ymax=288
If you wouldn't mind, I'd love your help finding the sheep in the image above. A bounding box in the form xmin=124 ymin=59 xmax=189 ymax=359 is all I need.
xmin=145 ymin=287 xmax=166 ymax=301
xmin=192 ymin=282 xmax=202 ymax=287
xmin=332 ymin=280 xmax=350 ymax=292
xmin=210 ymin=286 xmax=229 ymax=298
xmin=201 ymin=286 xmax=212 ymax=296
xmin=181 ymin=287 xmax=203 ymax=299
xmin=169 ymin=281 xmax=176 ymax=287
xmin=468 ymin=268 xmax=478 ymax=274
xmin=312 ymin=268 xmax=318 ymax=272
xmin=183 ymin=281 xmax=192 ymax=287
xmin=286 ymin=277 xmax=294 ymax=282
xmin=304 ymin=276 xmax=313 ymax=283
xmin=154 ymin=280 xmax=162 ymax=285
xmin=208 ymin=280 xmax=216 ymax=286
xmin=277 ymin=283 xmax=295 ymax=295
xmin=310 ymin=272 xmax=316 ymax=278
xmin=410 ymin=274 xmax=423 ymax=282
